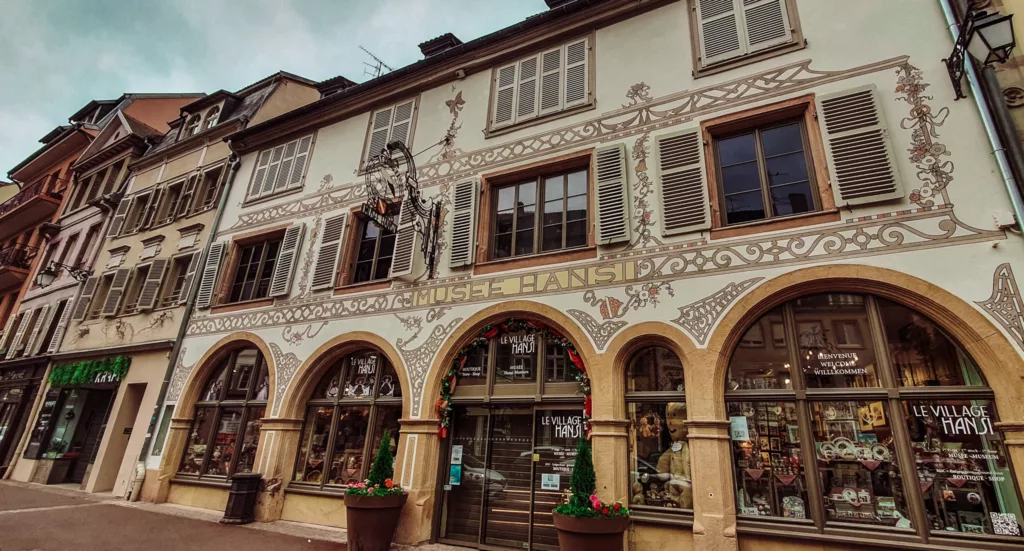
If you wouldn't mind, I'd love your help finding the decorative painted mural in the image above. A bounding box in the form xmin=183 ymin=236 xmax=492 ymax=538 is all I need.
xmin=895 ymin=62 xmax=953 ymax=208
xmin=395 ymin=316 xmax=463 ymax=418
xmin=977 ymin=262 xmax=1024 ymax=351
xmin=166 ymin=347 xmax=193 ymax=402
xmin=269 ymin=342 xmax=301 ymax=417
xmin=671 ymin=278 xmax=764 ymax=345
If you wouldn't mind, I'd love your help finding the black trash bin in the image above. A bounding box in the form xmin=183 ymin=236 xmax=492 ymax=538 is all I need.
xmin=221 ymin=472 xmax=262 ymax=525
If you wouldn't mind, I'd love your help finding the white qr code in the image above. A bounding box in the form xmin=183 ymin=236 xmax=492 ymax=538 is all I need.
xmin=991 ymin=512 xmax=1020 ymax=536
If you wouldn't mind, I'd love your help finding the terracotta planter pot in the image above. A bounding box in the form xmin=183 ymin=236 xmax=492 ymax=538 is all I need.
xmin=344 ymin=493 xmax=408 ymax=551
xmin=552 ymin=512 xmax=629 ymax=551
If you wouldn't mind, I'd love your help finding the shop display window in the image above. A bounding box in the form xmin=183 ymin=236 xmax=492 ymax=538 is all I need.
xmin=292 ymin=349 xmax=401 ymax=492
xmin=495 ymin=330 xmax=538 ymax=384
xmin=725 ymin=293 xmax=1023 ymax=543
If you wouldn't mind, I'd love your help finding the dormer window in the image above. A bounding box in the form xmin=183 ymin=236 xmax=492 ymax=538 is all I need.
xmin=203 ymin=106 xmax=221 ymax=131
xmin=184 ymin=114 xmax=202 ymax=137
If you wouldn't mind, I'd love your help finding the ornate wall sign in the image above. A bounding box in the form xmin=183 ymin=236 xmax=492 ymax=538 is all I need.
xmin=671 ymin=278 xmax=764 ymax=345
xmin=976 ymin=262 xmax=1024 ymax=350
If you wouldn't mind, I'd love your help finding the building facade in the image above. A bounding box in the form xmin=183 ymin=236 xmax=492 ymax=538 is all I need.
xmin=126 ymin=1 xmax=1024 ymax=550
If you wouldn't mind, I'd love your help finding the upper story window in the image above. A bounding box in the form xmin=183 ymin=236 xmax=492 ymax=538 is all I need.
xmin=363 ymin=99 xmax=416 ymax=165
xmin=351 ymin=211 xmax=397 ymax=285
xmin=203 ymin=106 xmax=221 ymax=131
xmin=491 ymin=168 xmax=589 ymax=260
xmin=247 ymin=135 xmax=314 ymax=201
xmin=228 ymin=238 xmax=281 ymax=303
xmin=691 ymin=0 xmax=803 ymax=74
xmin=184 ymin=114 xmax=202 ymax=137
xmin=489 ymin=37 xmax=591 ymax=133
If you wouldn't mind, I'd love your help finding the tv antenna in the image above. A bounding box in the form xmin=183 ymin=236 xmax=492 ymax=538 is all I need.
xmin=360 ymin=46 xmax=394 ymax=79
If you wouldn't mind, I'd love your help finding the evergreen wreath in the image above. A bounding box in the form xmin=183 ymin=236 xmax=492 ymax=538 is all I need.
xmin=435 ymin=318 xmax=591 ymax=437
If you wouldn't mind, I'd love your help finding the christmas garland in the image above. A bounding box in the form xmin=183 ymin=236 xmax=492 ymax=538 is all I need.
xmin=436 ymin=318 xmax=591 ymax=437
xmin=49 ymin=356 xmax=131 ymax=387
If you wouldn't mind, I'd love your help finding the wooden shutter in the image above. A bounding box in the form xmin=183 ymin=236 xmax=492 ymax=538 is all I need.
xmin=657 ymin=129 xmax=711 ymax=235
xmin=248 ymin=149 xmax=273 ymax=199
xmin=107 ymin=197 xmax=131 ymax=237
xmin=390 ymin=101 xmax=415 ymax=147
xmin=142 ymin=188 xmax=162 ymax=229
xmin=288 ymin=135 xmax=313 ymax=188
xmin=367 ymin=107 xmax=393 ymax=162
xmin=196 ymin=241 xmax=225 ymax=309
xmin=46 ymin=300 xmax=73 ymax=354
xmin=517 ymin=56 xmax=539 ymax=122
xmin=101 ymin=268 xmax=131 ymax=317
xmin=493 ymin=64 xmax=517 ymax=128
xmin=71 ymin=276 xmax=99 ymax=321
xmin=258 ymin=145 xmax=285 ymax=198
xmin=311 ymin=213 xmax=347 ymax=291
xmin=698 ymin=0 xmax=744 ymax=65
xmin=0 ymin=313 xmax=19 ymax=353
xmin=137 ymin=259 xmax=168 ymax=311
xmin=6 ymin=312 xmax=32 ymax=359
xmin=178 ymin=251 xmax=203 ymax=305
xmin=816 ymin=85 xmax=903 ymax=205
xmin=390 ymin=198 xmax=419 ymax=280
xmin=594 ymin=144 xmax=631 ymax=244
xmin=448 ymin=178 xmax=479 ymax=268
xmin=539 ymin=47 xmax=562 ymax=115
xmin=273 ymin=139 xmax=299 ymax=193
xmin=564 ymin=39 xmax=588 ymax=108
xmin=269 ymin=224 xmax=304 ymax=298
xmin=743 ymin=0 xmax=791 ymax=53
xmin=178 ymin=174 xmax=199 ymax=218
xmin=24 ymin=305 xmax=51 ymax=357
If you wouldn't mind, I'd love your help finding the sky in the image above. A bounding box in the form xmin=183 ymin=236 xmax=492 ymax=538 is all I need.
xmin=0 ymin=0 xmax=549 ymax=178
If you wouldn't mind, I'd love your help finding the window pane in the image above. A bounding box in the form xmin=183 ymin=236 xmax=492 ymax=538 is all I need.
xmin=378 ymin=361 xmax=402 ymax=398
xmin=721 ymin=162 xmax=762 ymax=195
xmin=543 ymin=199 xmax=563 ymax=226
xmin=765 ymin=152 xmax=810 ymax=187
xmin=719 ymin=133 xmax=757 ymax=166
xmin=374 ymin=256 xmax=393 ymax=280
xmin=353 ymin=261 xmax=373 ymax=283
xmin=204 ymin=407 xmax=243 ymax=476
xmin=724 ymin=190 xmax=766 ymax=225
xmin=727 ymin=308 xmax=793 ymax=390
xmin=566 ymin=195 xmax=587 ymax=222
xmin=313 ymin=364 xmax=343 ymax=400
xmin=497 ymin=186 xmax=516 ymax=211
xmin=327 ymin=406 xmax=370 ymax=486
xmin=495 ymin=209 xmax=514 ymax=235
xmin=179 ymin=407 xmax=215 ymax=474
xmin=370 ymin=405 xmax=401 ymax=460
xmin=566 ymin=220 xmax=587 ymax=248
xmin=544 ymin=177 xmax=563 ymax=202
xmin=516 ymin=203 xmax=535 ymax=234
xmin=903 ymin=399 xmax=1023 ymax=537
xmin=494 ymin=233 xmax=513 ymax=259
xmin=236 ymin=407 xmax=265 ymax=473
xmin=363 ymin=219 xmax=380 ymax=240
xmin=761 ymin=123 xmax=804 ymax=158
xmin=545 ymin=341 xmax=581 ymax=383
xmin=495 ymin=330 xmax=538 ymax=384
xmin=519 ymin=181 xmax=537 ymax=206
xmin=456 ymin=346 xmax=489 ymax=387
xmin=514 ymin=229 xmax=534 ymax=256
xmin=627 ymin=346 xmax=684 ymax=393
xmin=728 ymin=401 xmax=808 ymax=519
xmin=201 ymin=363 xmax=228 ymax=402
xmin=343 ymin=352 xmax=380 ymax=398
xmin=811 ymin=401 xmax=912 ymax=528
xmin=877 ymin=298 xmax=985 ymax=387
xmin=294 ymin=406 xmax=334 ymax=483
xmin=357 ymin=238 xmax=377 ymax=262
xmin=226 ymin=349 xmax=258 ymax=400
xmin=794 ymin=294 xmax=880 ymax=388
xmin=770 ymin=181 xmax=815 ymax=217
xmin=567 ymin=170 xmax=587 ymax=198
xmin=542 ymin=223 xmax=562 ymax=252
xmin=628 ymin=402 xmax=691 ymax=509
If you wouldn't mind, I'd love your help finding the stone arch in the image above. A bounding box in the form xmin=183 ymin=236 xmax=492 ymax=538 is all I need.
xmin=602 ymin=322 xmax=696 ymax=420
xmin=421 ymin=300 xmax=597 ymax=419
xmin=707 ymin=264 xmax=1024 ymax=421
xmin=174 ymin=331 xmax=276 ymax=417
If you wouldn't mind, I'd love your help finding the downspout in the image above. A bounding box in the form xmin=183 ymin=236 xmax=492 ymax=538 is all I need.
xmin=939 ymin=0 xmax=1024 ymax=225
xmin=137 ymin=148 xmax=241 ymax=466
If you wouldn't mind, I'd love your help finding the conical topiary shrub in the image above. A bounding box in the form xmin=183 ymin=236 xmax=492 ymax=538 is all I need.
xmin=554 ymin=437 xmax=628 ymax=518
xmin=346 ymin=429 xmax=404 ymax=496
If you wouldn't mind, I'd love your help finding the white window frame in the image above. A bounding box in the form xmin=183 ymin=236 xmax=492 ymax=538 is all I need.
xmin=246 ymin=134 xmax=316 ymax=202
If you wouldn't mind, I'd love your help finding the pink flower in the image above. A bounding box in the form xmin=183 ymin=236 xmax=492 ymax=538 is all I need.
xmin=589 ymin=494 xmax=601 ymax=510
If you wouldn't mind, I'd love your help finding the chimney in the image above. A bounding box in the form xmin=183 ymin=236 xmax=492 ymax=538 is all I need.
xmin=419 ymin=33 xmax=463 ymax=58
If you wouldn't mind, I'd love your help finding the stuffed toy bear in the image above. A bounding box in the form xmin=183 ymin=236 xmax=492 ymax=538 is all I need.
xmin=651 ymin=402 xmax=693 ymax=508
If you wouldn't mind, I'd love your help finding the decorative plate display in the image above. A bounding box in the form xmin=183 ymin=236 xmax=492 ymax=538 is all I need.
xmin=871 ymin=443 xmax=890 ymax=461
xmin=304 ymin=470 xmax=323 ymax=483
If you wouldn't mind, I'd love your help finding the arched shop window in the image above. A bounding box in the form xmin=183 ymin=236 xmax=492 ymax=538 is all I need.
xmin=178 ymin=348 xmax=268 ymax=478
xmin=725 ymin=293 xmax=1023 ymax=542
xmin=626 ymin=346 xmax=690 ymax=511
xmin=291 ymin=350 xmax=401 ymax=491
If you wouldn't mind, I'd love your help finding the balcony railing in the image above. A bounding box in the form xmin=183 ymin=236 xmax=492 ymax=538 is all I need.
xmin=0 ymin=244 xmax=38 ymax=270
xmin=0 ymin=175 xmax=67 ymax=219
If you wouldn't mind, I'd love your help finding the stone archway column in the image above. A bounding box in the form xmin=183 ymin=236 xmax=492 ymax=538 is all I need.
xmin=254 ymin=417 xmax=303 ymax=522
xmin=395 ymin=418 xmax=443 ymax=546
xmin=590 ymin=419 xmax=631 ymax=503
xmin=995 ymin=422 xmax=1024 ymax=492
xmin=144 ymin=417 xmax=193 ymax=503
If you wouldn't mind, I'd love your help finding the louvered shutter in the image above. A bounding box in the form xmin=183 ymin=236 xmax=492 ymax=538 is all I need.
xmin=24 ymin=305 xmax=51 ymax=357
xmin=178 ymin=174 xmax=199 ymax=218
xmin=816 ymin=85 xmax=903 ymax=205
xmin=743 ymin=0 xmax=791 ymax=53
xmin=137 ymin=259 xmax=168 ymax=311
xmin=594 ymin=144 xmax=631 ymax=244
xmin=288 ymin=136 xmax=313 ymax=188
xmin=657 ymin=129 xmax=711 ymax=235
xmin=517 ymin=57 xmax=539 ymax=122
xmin=448 ymin=178 xmax=479 ymax=268
xmin=6 ymin=312 xmax=32 ymax=359
xmin=46 ymin=300 xmax=73 ymax=354
xmin=367 ymin=107 xmax=393 ymax=163
xmin=698 ymin=0 xmax=744 ymax=65
xmin=71 ymin=276 xmax=99 ymax=321
xmin=107 ymin=197 xmax=131 ymax=238
xmin=273 ymin=140 xmax=299 ymax=194
xmin=564 ymin=39 xmax=588 ymax=108
xmin=101 ymin=268 xmax=131 ymax=317
xmin=493 ymin=64 xmax=517 ymax=128
xmin=196 ymin=241 xmax=225 ymax=309
xmin=0 ymin=313 xmax=19 ymax=353
xmin=248 ymin=150 xmax=273 ymax=199
xmin=390 ymin=101 xmax=415 ymax=147
xmin=311 ymin=213 xmax=347 ymax=291
xmin=269 ymin=224 xmax=304 ymax=298
xmin=178 ymin=251 xmax=202 ymax=305
xmin=539 ymin=47 xmax=562 ymax=115
xmin=390 ymin=197 xmax=419 ymax=280
xmin=142 ymin=188 xmax=162 ymax=229
xmin=256 ymin=145 xmax=285 ymax=199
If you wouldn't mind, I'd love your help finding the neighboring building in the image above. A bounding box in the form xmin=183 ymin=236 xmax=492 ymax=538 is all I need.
xmin=3 ymin=93 xmax=202 ymax=494
xmin=0 ymin=120 xmax=98 ymax=478
xmin=148 ymin=1 xmax=1024 ymax=550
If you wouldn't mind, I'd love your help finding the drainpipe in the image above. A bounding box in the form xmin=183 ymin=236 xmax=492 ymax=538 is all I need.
xmin=939 ymin=0 xmax=1024 ymax=226
xmin=137 ymin=149 xmax=242 ymax=464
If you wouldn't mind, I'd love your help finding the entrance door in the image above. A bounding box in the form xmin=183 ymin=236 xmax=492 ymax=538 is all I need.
xmin=68 ymin=389 xmax=115 ymax=484
xmin=0 ymin=400 xmax=21 ymax=470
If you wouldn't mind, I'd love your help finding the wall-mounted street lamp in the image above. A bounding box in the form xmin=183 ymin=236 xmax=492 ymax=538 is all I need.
xmin=36 ymin=262 xmax=92 ymax=288
xmin=947 ymin=4 xmax=1016 ymax=99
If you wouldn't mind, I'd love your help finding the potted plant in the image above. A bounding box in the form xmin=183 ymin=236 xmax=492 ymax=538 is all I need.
xmin=553 ymin=438 xmax=630 ymax=551
xmin=345 ymin=430 xmax=407 ymax=551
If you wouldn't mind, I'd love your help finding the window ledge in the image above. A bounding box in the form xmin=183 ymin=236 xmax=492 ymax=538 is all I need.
xmin=474 ymin=246 xmax=596 ymax=276
xmin=171 ymin=475 xmax=231 ymax=489
xmin=629 ymin=509 xmax=694 ymax=527
xmin=333 ymin=279 xmax=391 ymax=296
xmin=241 ymin=185 xmax=305 ymax=209
xmin=484 ymin=102 xmax=596 ymax=140
xmin=210 ymin=297 xmax=275 ymax=315
xmin=694 ymin=41 xmax=806 ymax=80
xmin=711 ymin=209 xmax=839 ymax=240
xmin=284 ymin=484 xmax=348 ymax=499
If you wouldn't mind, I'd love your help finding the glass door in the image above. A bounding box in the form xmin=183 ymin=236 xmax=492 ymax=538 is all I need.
xmin=484 ymin=407 xmax=534 ymax=548
xmin=531 ymin=409 xmax=584 ymax=551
